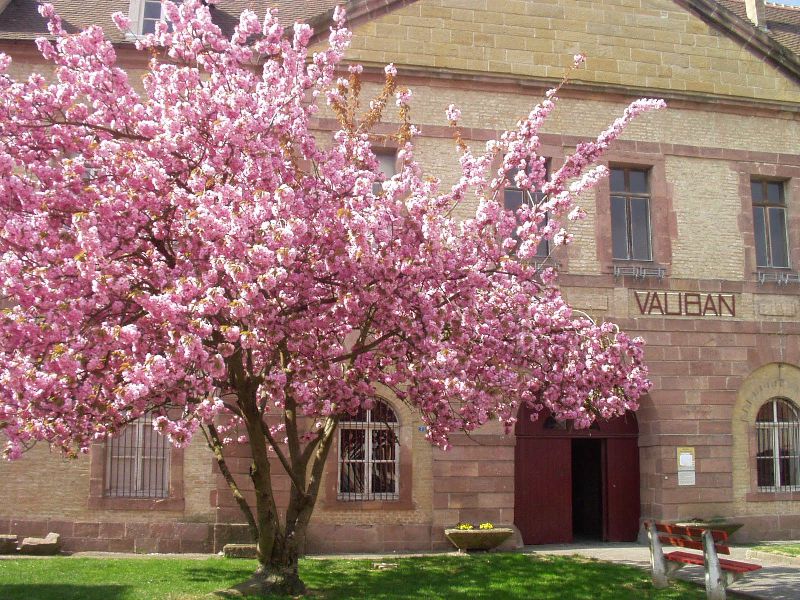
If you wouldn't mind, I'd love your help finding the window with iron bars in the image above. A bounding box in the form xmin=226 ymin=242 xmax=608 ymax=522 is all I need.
xmin=756 ymin=398 xmax=800 ymax=492
xmin=338 ymin=401 xmax=399 ymax=501
xmin=105 ymin=414 xmax=171 ymax=498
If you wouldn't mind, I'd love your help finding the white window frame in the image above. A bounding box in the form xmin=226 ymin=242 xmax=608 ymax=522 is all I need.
xmin=372 ymin=150 xmax=397 ymax=195
xmin=127 ymin=0 xmax=167 ymax=36
xmin=105 ymin=414 xmax=171 ymax=498
xmin=756 ymin=398 xmax=800 ymax=492
xmin=337 ymin=403 xmax=400 ymax=501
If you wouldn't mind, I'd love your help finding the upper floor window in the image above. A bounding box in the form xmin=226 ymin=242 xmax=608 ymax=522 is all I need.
xmin=756 ymin=398 xmax=800 ymax=492
xmin=128 ymin=0 xmax=166 ymax=35
xmin=338 ymin=400 xmax=399 ymax=501
xmin=752 ymin=179 xmax=789 ymax=268
xmin=373 ymin=150 xmax=397 ymax=195
xmin=105 ymin=414 xmax=171 ymax=498
xmin=610 ymin=167 xmax=652 ymax=261
xmin=504 ymin=164 xmax=549 ymax=258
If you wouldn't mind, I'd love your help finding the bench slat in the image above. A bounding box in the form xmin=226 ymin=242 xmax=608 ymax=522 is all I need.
xmin=658 ymin=536 xmax=704 ymax=552
xmin=718 ymin=558 xmax=762 ymax=573
xmin=658 ymin=535 xmax=730 ymax=555
xmin=664 ymin=550 xmax=704 ymax=566
xmin=664 ymin=551 xmax=762 ymax=573
xmin=664 ymin=551 xmax=762 ymax=574
xmin=654 ymin=523 xmax=728 ymax=543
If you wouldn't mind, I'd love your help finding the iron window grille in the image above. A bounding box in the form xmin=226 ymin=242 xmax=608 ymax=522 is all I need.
xmin=610 ymin=167 xmax=652 ymax=261
xmin=504 ymin=163 xmax=550 ymax=259
xmin=612 ymin=264 xmax=666 ymax=279
xmin=105 ymin=414 xmax=171 ymax=498
xmin=756 ymin=398 xmax=800 ymax=492
xmin=337 ymin=401 xmax=399 ymax=501
xmin=756 ymin=270 xmax=800 ymax=285
xmin=751 ymin=179 xmax=790 ymax=269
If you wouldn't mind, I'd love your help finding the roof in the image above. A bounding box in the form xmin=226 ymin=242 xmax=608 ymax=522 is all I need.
xmin=717 ymin=0 xmax=800 ymax=55
xmin=0 ymin=0 xmax=339 ymax=41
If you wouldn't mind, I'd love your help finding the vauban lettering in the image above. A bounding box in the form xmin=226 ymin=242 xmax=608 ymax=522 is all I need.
xmin=633 ymin=291 xmax=736 ymax=317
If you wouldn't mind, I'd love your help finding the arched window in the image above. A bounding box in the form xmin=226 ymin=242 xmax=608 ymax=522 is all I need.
xmin=756 ymin=398 xmax=800 ymax=492
xmin=338 ymin=401 xmax=399 ymax=501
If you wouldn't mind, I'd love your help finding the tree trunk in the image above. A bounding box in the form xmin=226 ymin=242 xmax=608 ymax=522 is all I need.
xmin=224 ymin=369 xmax=337 ymax=596
xmin=229 ymin=502 xmax=309 ymax=596
xmin=232 ymin=554 xmax=305 ymax=597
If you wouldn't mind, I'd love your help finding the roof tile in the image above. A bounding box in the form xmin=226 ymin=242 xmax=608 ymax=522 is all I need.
xmin=717 ymin=0 xmax=800 ymax=55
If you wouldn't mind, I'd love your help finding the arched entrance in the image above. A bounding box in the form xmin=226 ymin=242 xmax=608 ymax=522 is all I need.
xmin=514 ymin=407 xmax=640 ymax=544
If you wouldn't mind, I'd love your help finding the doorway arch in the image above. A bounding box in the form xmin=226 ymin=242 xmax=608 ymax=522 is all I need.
xmin=514 ymin=406 xmax=640 ymax=544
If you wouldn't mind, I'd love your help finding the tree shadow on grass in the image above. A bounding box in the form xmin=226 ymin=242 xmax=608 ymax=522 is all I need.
xmin=0 ymin=584 xmax=130 ymax=600
xmin=182 ymin=560 xmax=257 ymax=585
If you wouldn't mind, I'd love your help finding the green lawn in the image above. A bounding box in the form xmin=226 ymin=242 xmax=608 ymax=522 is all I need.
xmin=752 ymin=543 xmax=800 ymax=557
xmin=0 ymin=554 xmax=705 ymax=599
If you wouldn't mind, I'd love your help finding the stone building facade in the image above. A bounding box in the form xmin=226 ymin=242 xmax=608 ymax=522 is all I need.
xmin=0 ymin=0 xmax=799 ymax=553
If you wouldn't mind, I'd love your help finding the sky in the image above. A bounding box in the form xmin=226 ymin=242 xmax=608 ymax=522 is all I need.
xmin=772 ymin=0 xmax=800 ymax=6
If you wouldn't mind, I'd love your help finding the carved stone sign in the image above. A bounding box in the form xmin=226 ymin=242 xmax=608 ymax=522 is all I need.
xmin=633 ymin=291 xmax=736 ymax=317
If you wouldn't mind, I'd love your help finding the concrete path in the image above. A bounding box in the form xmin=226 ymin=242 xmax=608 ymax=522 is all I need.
xmin=524 ymin=542 xmax=800 ymax=600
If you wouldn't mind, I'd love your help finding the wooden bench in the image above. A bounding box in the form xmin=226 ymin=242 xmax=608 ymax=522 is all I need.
xmin=646 ymin=522 xmax=761 ymax=600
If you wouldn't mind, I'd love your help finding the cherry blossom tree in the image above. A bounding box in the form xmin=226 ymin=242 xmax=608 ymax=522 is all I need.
xmin=0 ymin=1 xmax=660 ymax=594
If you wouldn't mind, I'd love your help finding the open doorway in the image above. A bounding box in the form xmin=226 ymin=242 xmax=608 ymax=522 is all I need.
xmin=571 ymin=439 xmax=603 ymax=540
xmin=515 ymin=407 xmax=640 ymax=544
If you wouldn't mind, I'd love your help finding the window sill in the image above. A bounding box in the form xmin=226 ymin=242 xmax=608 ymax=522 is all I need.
xmin=88 ymin=496 xmax=185 ymax=511
xmin=327 ymin=497 xmax=414 ymax=511
xmin=745 ymin=491 xmax=800 ymax=502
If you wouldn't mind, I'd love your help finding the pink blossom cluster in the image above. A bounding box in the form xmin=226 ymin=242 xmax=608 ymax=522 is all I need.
xmin=0 ymin=1 xmax=657 ymax=458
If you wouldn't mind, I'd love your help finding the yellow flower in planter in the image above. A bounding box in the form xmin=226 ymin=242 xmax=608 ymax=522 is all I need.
xmin=479 ymin=522 xmax=494 ymax=530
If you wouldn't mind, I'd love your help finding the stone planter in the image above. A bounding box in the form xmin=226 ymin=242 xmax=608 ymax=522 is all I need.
xmin=0 ymin=534 xmax=17 ymax=554
xmin=444 ymin=528 xmax=513 ymax=552
xmin=675 ymin=521 xmax=744 ymax=537
xmin=222 ymin=543 xmax=257 ymax=559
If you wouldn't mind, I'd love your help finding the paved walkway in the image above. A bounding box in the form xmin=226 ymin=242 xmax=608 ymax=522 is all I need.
xmin=524 ymin=542 xmax=800 ymax=600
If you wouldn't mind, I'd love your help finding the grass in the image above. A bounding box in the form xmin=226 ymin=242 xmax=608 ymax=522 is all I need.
xmin=0 ymin=553 xmax=706 ymax=600
xmin=751 ymin=543 xmax=800 ymax=557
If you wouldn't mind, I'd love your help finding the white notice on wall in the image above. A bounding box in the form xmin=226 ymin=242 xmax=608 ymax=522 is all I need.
xmin=677 ymin=446 xmax=696 ymax=487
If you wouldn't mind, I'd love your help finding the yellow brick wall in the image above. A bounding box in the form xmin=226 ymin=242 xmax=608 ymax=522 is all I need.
xmin=343 ymin=0 xmax=800 ymax=103
xmin=0 ymin=435 xmax=216 ymax=523
xmin=666 ymin=157 xmax=744 ymax=281
xmin=1 ymin=0 xmax=799 ymax=545
xmin=340 ymin=82 xmax=799 ymax=281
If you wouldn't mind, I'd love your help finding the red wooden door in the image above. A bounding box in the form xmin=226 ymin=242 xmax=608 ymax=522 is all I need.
xmin=604 ymin=438 xmax=640 ymax=541
xmin=514 ymin=437 xmax=572 ymax=544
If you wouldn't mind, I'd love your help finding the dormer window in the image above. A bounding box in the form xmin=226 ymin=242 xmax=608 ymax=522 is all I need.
xmin=128 ymin=0 xmax=165 ymax=35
